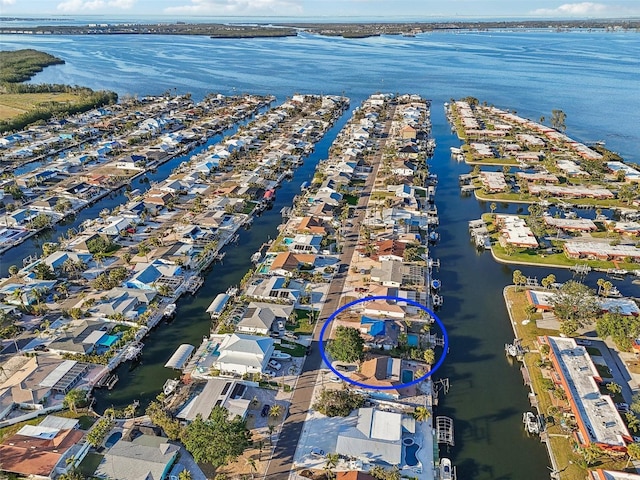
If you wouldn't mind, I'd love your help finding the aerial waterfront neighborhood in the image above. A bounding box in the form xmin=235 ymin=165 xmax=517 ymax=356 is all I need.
xmin=1 ymin=17 xmax=640 ymax=480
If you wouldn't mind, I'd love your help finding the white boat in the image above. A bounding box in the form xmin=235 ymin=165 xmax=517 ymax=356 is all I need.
xmin=163 ymin=303 xmax=177 ymax=318
xmin=523 ymin=412 xmax=540 ymax=434
xmin=271 ymin=351 xmax=292 ymax=360
xmin=251 ymin=252 xmax=262 ymax=263
xmin=440 ymin=458 xmax=453 ymax=480
xmin=450 ymin=146 xmax=462 ymax=155
xmin=163 ymin=378 xmax=179 ymax=396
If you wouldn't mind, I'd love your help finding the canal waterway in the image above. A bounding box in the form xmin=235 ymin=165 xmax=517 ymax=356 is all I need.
xmin=2 ymin=29 xmax=639 ymax=479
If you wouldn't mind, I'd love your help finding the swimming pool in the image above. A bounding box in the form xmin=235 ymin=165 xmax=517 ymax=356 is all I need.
xmin=404 ymin=443 xmax=419 ymax=467
xmin=401 ymin=369 xmax=414 ymax=383
xmin=407 ymin=333 xmax=419 ymax=347
xmin=105 ymin=431 xmax=122 ymax=448
xmin=283 ymin=237 xmax=294 ymax=245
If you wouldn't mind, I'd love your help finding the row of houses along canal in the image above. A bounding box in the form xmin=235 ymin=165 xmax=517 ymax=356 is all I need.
xmin=96 ymin=94 xmax=553 ymax=479
xmin=1 ymin=93 xmax=557 ymax=479
xmin=0 ymin=94 xmax=274 ymax=277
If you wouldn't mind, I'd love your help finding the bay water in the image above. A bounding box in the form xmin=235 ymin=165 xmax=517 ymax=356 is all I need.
xmin=2 ymin=29 xmax=639 ymax=479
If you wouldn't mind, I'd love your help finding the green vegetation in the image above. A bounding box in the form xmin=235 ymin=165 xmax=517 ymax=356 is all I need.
xmin=551 ymin=280 xmax=599 ymax=336
xmin=327 ymin=326 xmax=364 ymax=363
xmin=78 ymin=452 xmax=104 ymax=478
xmin=86 ymin=417 xmax=114 ymax=447
xmin=181 ymin=407 xmax=252 ymax=467
xmin=0 ymin=49 xmax=65 ymax=83
xmin=312 ymin=388 xmax=365 ymax=417
xmin=597 ymin=310 xmax=640 ymax=352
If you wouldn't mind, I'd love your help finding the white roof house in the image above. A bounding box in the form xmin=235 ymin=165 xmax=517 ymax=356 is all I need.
xmin=236 ymin=302 xmax=293 ymax=335
xmin=213 ymin=334 xmax=275 ymax=374
xmin=335 ymin=408 xmax=414 ymax=466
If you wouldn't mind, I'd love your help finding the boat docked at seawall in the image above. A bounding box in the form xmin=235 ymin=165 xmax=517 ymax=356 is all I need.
xmin=163 ymin=378 xmax=180 ymax=396
xmin=440 ymin=458 xmax=454 ymax=480
xmin=523 ymin=411 xmax=540 ymax=434
xmin=163 ymin=303 xmax=177 ymax=318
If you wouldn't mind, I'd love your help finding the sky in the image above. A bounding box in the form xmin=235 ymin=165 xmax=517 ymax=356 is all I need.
xmin=1 ymin=0 xmax=639 ymax=19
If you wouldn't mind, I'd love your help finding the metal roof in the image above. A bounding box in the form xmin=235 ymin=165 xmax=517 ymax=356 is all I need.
xmin=164 ymin=344 xmax=195 ymax=370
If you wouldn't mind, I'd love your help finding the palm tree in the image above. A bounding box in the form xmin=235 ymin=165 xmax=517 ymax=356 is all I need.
xmin=423 ymin=348 xmax=435 ymax=365
xmin=63 ymin=389 xmax=86 ymax=413
xmin=269 ymin=404 xmax=281 ymax=419
xmin=324 ymin=453 xmax=339 ymax=480
xmin=413 ymin=406 xmax=431 ymax=422
xmin=245 ymin=458 xmax=258 ymax=479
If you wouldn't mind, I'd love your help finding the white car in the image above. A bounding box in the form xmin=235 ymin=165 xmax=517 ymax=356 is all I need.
xmin=268 ymin=360 xmax=282 ymax=371
xmin=264 ymin=370 xmax=276 ymax=377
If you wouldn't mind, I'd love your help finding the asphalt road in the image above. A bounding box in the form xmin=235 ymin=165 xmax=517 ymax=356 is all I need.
xmin=263 ymin=110 xmax=393 ymax=479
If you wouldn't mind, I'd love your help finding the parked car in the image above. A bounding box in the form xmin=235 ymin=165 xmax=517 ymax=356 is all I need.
xmin=328 ymin=375 xmax=341 ymax=383
xmin=310 ymin=447 xmax=325 ymax=457
xmin=268 ymin=360 xmax=282 ymax=371
xmin=264 ymin=370 xmax=276 ymax=377
xmin=616 ymin=403 xmax=631 ymax=413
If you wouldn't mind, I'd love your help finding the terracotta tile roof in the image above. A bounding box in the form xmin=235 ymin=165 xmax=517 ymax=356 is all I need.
xmin=0 ymin=429 xmax=84 ymax=476
xmin=337 ymin=472 xmax=377 ymax=480
xmin=297 ymin=216 xmax=327 ymax=235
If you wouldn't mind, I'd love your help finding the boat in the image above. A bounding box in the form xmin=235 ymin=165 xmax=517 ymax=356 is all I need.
xmin=428 ymin=231 xmax=440 ymax=243
xmin=431 ymin=279 xmax=441 ymax=291
xmin=163 ymin=378 xmax=179 ymax=396
xmin=271 ymin=351 xmax=292 ymax=360
xmin=432 ymin=294 xmax=443 ymax=308
xmin=163 ymin=303 xmax=177 ymax=318
xmin=450 ymin=146 xmax=462 ymax=155
xmin=251 ymin=252 xmax=262 ymax=263
xmin=523 ymin=412 xmax=540 ymax=434
xmin=440 ymin=458 xmax=453 ymax=480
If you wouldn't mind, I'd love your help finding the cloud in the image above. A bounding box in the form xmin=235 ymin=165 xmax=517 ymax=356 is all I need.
xmin=57 ymin=0 xmax=136 ymax=11
xmin=531 ymin=2 xmax=609 ymax=15
xmin=164 ymin=0 xmax=302 ymax=15
xmin=0 ymin=0 xmax=16 ymax=6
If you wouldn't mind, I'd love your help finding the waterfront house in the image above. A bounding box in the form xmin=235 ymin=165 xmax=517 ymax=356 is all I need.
xmin=287 ymin=234 xmax=323 ymax=254
xmin=543 ymin=216 xmax=597 ymax=233
xmin=480 ymin=171 xmax=508 ymax=193
xmin=47 ymin=319 xmax=116 ymax=355
xmin=563 ymin=241 xmax=640 ymax=262
xmin=359 ymin=317 xmax=405 ymax=350
xmin=495 ymin=214 xmax=539 ymax=249
xmin=42 ymin=251 xmax=93 ymax=274
xmin=542 ymin=336 xmax=631 ymax=452
xmin=236 ymin=302 xmax=293 ymax=335
xmin=0 ymin=208 xmax=37 ymax=228
xmin=245 ymin=276 xmax=302 ymax=303
xmin=67 ymin=233 xmax=105 ymax=254
xmin=295 ymin=216 xmax=328 ymax=236
xmin=0 ymin=415 xmax=89 ymax=479
xmin=212 ymin=333 xmax=275 ymax=375
xmin=101 ymin=216 xmax=134 ymax=237
xmin=336 ymin=473 xmax=376 ymax=480
xmin=269 ymin=252 xmax=317 ymax=277
xmin=335 ymin=407 xmax=414 ymax=466
xmin=87 ymin=287 xmax=156 ymax=320
xmin=375 ymin=240 xmax=406 ymax=262
xmin=176 ymin=378 xmax=251 ymax=422
xmin=363 ymin=300 xmax=406 ymax=319
xmin=125 ymin=260 xmax=183 ymax=291
xmin=94 ymin=430 xmax=179 ymax=480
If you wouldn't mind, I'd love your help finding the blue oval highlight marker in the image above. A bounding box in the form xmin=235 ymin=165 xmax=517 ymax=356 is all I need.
xmin=319 ymin=295 xmax=449 ymax=390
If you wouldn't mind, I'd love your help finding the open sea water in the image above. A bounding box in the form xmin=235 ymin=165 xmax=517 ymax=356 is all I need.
xmin=1 ymin=28 xmax=639 ymax=479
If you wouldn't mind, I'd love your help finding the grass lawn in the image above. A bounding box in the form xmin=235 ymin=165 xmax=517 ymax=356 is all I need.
xmin=79 ymin=452 xmax=104 ymax=477
xmin=344 ymin=194 xmax=359 ymax=206
xmin=286 ymin=310 xmax=315 ymax=335
xmin=276 ymin=340 xmax=307 ymax=357
xmin=506 ymin=287 xmax=630 ymax=479
xmin=0 ymin=92 xmax=83 ymax=120
xmin=242 ymin=201 xmax=258 ymax=214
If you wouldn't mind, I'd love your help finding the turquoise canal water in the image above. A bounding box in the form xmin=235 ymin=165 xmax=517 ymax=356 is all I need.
xmin=2 ymin=29 xmax=639 ymax=479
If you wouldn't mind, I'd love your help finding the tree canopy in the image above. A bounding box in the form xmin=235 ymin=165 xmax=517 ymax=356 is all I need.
xmin=312 ymin=388 xmax=365 ymax=417
xmin=181 ymin=407 xmax=251 ymax=467
xmin=327 ymin=326 xmax=364 ymax=363
xmin=551 ymin=281 xmax=598 ymax=336
xmin=596 ymin=309 xmax=640 ymax=351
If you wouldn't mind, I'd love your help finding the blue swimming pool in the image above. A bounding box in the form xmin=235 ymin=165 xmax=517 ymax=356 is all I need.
xmin=404 ymin=443 xmax=419 ymax=466
xmin=105 ymin=431 xmax=121 ymax=448
xmin=283 ymin=237 xmax=294 ymax=245
xmin=407 ymin=333 xmax=419 ymax=347
xmin=401 ymin=369 xmax=414 ymax=383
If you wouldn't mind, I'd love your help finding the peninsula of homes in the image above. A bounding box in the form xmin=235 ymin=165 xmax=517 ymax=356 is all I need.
xmin=449 ymin=99 xmax=640 ymax=273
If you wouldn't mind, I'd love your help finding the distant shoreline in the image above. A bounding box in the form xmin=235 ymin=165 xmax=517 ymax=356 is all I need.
xmin=1 ymin=19 xmax=638 ymax=38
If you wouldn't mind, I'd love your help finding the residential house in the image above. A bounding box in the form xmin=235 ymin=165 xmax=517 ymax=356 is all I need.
xmin=212 ymin=333 xmax=275 ymax=374
xmin=269 ymin=252 xmax=317 ymax=277
xmin=245 ymin=276 xmax=302 ymax=303
xmin=176 ymin=378 xmax=251 ymax=422
xmin=335 ymin=407 xmax=415 ymax=465
xmin=0 ymin=415 xmax=89 ymax=479
xmin=42 ymin=251 xmax=93 ymax=274
xmin=375 ymin=240 xmax=406 ymax=262
xmin=236 ymin=302 xmax=293 ymax=335
xmin=359 ymin=317 xmax=405 ymax=350
xmin=296 ymin=216 xmax=328 ymax=236
xmin=95 ymin=430 xmax=179 ymax=480
xmin=47 ymin=319 xmax=115 ymax=355
xmin=288 ymin=234 xmax=323 ymax=254
xmin=124 ymin=260 xmax=183 ymax=291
